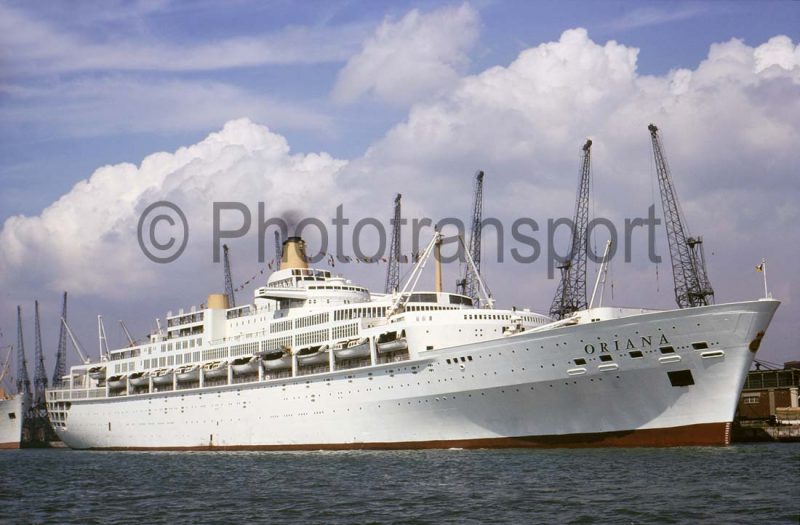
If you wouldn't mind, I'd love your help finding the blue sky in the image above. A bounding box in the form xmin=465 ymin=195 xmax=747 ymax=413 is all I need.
xmin=3 ymin=0 xmax=798 ymax=220
xmin=0 ymin=0 xmax=798 ymax=371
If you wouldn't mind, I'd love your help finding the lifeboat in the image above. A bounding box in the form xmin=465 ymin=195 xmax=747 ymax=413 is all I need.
xmin=262 ymin=348 xmax=292 ymax=370
xmin=334 ymin=338 xmax=370 ymax=360
xmin=202 ymin=361 xmax=228 ymax=380
xmin=129 ymin=371 xmax=149 ymax=387
xmin=176 ymin=364 xmax=200 ymax=383
xmin=151 ymin=368 xmax=174 ymax=386
xmin=296 ymin=345 xmax=330 ymax=366
xmin=89 ymin=366 xmax=106 ymax=381
xmin=107 ymin=375 xmax=126 ymax=390
xmin=231 ymin=356 xmax=261 ymax=375
xmin=377 ymin=331 xmax=408 ymax=354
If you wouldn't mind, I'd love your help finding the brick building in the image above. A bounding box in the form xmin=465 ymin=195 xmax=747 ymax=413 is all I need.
xmin=736 ymin=364 xmax=800 ymax=422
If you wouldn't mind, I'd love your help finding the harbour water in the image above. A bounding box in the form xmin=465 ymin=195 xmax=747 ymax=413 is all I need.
xmin=1 ymin=444 xmax=797 ymax=524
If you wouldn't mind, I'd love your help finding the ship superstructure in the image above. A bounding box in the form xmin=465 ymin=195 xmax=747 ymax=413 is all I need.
xmin=46 ymin=236 xmax=778 ymax=449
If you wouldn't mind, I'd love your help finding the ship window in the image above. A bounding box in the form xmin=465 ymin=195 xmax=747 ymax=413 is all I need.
xmin=599 ymin=355 xmax=613 ymax=362
xmin=743 ymin=395 xmax=760 ymax=405
xmin=691 ymin=342 xmax=709 ymax=350
xmin=446 ymin=359 xmax=451 ymax=364
xmin=629 ymin=351 xmax=643 ymax=358
xmin=460 ymin=357 xmax=466 ymax=362
xmin=8 ymin=412 xmax=15 ymax=420
xmin=467 ymin=356 xmax=473 ymax=361
xmin=668 ymin=370 xmax=694 ymax=387
xmin=574 ymin=358 xmax=586 ymax=366
xmin=659 ymin=346 xmax=675 ymax=354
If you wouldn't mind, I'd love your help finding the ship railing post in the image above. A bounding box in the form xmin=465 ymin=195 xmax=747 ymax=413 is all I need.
xmin=369 ymin=337 xmax=377 ymax=366
xmin=291 ymin=352 xmax=297 ymax=378
xmin=227 ymin=362 xmax=233 ymax=385
xmin=258 ymin=360 xmax=264 ymax=382
xmin=148 ymin=375 xmax=153 ymax=394
xmin=173 ymin=371 xmax=177 ymax=392
xmin=199 ymin=367 xmax=204 ymax=388
xmin=328 ymin=344 xmax=335 ymax=373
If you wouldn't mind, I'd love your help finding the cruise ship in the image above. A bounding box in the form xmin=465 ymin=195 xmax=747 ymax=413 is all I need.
xmin=46 ymin=235 xmax=779 ymax=449
xmin=0 ymin=349 xmax=26 ymax=449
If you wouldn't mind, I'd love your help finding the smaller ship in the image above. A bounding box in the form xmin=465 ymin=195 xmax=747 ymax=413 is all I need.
xmin=0 ymin=347 xmax=26 ymax=449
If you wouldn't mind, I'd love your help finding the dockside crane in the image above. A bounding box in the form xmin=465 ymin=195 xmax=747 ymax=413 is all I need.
xmin=51 ymin=292 xmax=67 ymax=385
xmin=648 ymin=124 xmax=714 ymax=308
xmin=457 ymin=171 xmax=485 ymax=305
xmin=16 ymin=306 xmax=31 ymax=396
xmin=223 ymin=244 xmax=236 ymax=308
xmin=549 ymin=140 xmax=593 ymax=319
xmin=385 ymin=193 xmax=402 ymax=294
xmin=32 ymin=300 xmax=48 ymax=411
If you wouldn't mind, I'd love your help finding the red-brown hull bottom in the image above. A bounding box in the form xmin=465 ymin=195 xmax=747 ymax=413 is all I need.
xmin=88 ymin=422 xmax=731 ymax=451
xmin=0 ymin=441 xmax=20 ymax=450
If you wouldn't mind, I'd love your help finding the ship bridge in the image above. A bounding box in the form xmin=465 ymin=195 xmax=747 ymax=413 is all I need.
xmin=254 ymin=236 xmax=372 ymax=308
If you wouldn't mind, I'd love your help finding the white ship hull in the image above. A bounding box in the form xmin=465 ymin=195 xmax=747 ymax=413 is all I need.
xmin=0 ymin=395 xmax=25 ymax=449
xmin=48 ymin=300 xmax=777 ymax=449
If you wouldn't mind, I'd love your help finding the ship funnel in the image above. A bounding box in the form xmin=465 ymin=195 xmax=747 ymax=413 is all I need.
xmin=207 ymin=294 xmax=229 ymax=310
xmin=280 ymin=236 xmax=309 ymax=270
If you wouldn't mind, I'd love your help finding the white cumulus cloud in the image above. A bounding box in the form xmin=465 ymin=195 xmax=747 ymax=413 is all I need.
xmin=0 ymin=119 xmax=348 ymax=303
xmin=331 ymin=3 xmax=480 ymax=106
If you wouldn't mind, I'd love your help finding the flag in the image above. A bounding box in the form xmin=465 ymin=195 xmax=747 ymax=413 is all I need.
xmin=755 ymin=263 xmax=764 ymax=272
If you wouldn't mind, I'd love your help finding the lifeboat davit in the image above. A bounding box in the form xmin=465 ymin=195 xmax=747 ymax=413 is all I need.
xmin=333 ymin=338 xmax=370 ymax=360
xmin=89 ymin=366 xmax=106 ymax=381
xmin=262 ymin=348 xmax=292 ymax=370
xmin=107 ymin=375 xmax=126 ymax=390
xmin=129 ymin=371 xmax=149 ymax=387
xmin=176 ymin=364 xmax=200 ymax=383
xmin=296 ymin=345 xmax=330 ymax=366
xmin=151 ymin=368 xmax=174 ymax=386
xmin=377 ymin=331 xmax=408 ymax=354
xmin=231 ymin=356 xmax=261 ymax=375
xmin=202 ymin=361 xmax=228 ymax=380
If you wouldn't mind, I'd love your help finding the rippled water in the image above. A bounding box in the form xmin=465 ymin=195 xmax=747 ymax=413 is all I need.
xmin=1 ymin=444 xmax=798 ymax=524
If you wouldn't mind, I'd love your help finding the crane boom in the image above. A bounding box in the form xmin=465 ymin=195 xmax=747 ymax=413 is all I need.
xmin=549 ymin=139 xmax=592 ymax=319
xmin=457 ymin=171 xmax=484 ymax=305
xmin=51 ymin=292 xmax=68 ymax=384
xmin=33 ymin=300 xmax=48 ymax=408
xmin=223 ymin=244 xmax=236 ymax=308
xmin=385 ymin=194 xmax=402 ymax=294
xmin=648 ymin=124 xmax=714 ymax=308
xmin=16 ymin=306 xmax=31 ymax=395
xmin=119 ymin=320 xmax=135 ymax=346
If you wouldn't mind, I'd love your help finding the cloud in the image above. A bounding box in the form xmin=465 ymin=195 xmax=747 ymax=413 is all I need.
xmin=331 ymin=3 xmax=480 ymax=106
xmin=2 ymin=27 xmax=798 ymax=365
xmin=342 ymin=28 xmax=799 ymax=358
xmin=0 ymin=3 xmax=368 ymax=76
xmin=605 ymin=4 xmax=709 ymax=31
xmin=0 ymin=119 xmax=348 ymax=303
xmin=0 ymin=77 xmax=333 ymax=137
